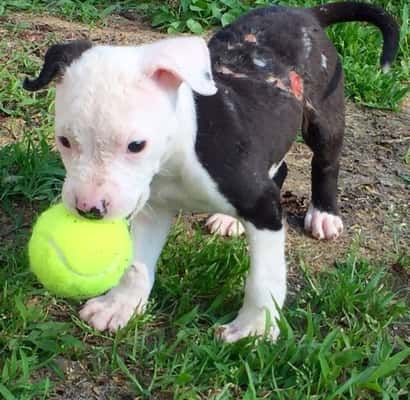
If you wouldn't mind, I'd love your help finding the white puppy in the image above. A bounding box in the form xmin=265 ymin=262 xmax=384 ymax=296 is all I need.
xmin=24 ymin=37 xmax=286 ymax=342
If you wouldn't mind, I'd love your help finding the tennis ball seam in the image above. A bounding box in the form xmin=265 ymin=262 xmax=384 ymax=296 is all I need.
xmin=46 ymin=235 xmax=126 ymax=278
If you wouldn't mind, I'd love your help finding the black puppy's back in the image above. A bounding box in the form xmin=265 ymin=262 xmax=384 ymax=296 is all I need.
xmin=194 ymin=1 xmax=399 ymax=230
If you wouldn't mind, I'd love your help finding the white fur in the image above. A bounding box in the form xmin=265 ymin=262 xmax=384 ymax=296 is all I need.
xmin=56 ymin=38 xmax=216 ymax=219
xmin=268 ymin=159 xmax=284 ymax=179
xmin=304 ymin=204 xmax=344 ymax=240
xmin=54 ymin=36 xmax=288 ymax=342
xmin=80 ymin=206 xmax=174 ymax=330
xmin=301 ymin=27 xmax=312 ymax=59
xmin=142 ymin=37 xmax=218 ymax=96
xmin=218 ymin=224 xmax=286 ymax=342
xmin=147 ymin=85 xmax=236 ymax=215
xmin=79 ymin=262 xmax=151 ymax=331
xmin=381 ymin=63 xmax=391 ymax=73
xmin=253 ymin=57 xmax=267 ymax=68
xmin=321 ymin=54 xmax=327 ymax=70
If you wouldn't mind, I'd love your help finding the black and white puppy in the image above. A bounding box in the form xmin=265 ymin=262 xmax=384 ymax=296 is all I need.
xmin=24 ymin=2 xmax=399 ymax=342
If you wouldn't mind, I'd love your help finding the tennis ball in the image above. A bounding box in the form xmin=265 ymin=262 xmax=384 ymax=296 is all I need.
xmin=28 ymin=203 xmax=132 ymax=299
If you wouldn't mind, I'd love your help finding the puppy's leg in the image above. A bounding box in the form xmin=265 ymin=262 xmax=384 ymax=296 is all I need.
xmin=80 ymin=206 xmax=173 ymax=332
xmin=217 ymin=181 xmax=286 ymax=342
xmin=303 ymin=97 xmax=344 ymax=240
xmin=218 ymin=223 xmax=286 ymax=342
xmin=206 ymin=163 xmax=287 ymax=237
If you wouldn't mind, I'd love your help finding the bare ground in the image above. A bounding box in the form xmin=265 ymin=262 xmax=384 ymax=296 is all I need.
xmin=0 ymin=12 xmax=409 ymax=399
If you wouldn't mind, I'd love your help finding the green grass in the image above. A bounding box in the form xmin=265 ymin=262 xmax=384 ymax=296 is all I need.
xmin=2 ymin=0 xmax=409 ymax=109
xmin=0 ymin=2 xmax=409 ymax=399
xmin=1 ymin=218 xmax=409 ymax=399
xmin=0 ymin=37 xmax=63 ymax=205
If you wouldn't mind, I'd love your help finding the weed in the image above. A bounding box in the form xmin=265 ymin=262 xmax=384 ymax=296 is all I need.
xmin=0 ymin=134 xmax=64 ymax=203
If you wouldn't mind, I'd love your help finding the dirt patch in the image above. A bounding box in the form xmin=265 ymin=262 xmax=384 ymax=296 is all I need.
xmin=4 ymin=12 xmax=165 ymax=45
xmin=284 ymin=101 xmax=409 ymax=270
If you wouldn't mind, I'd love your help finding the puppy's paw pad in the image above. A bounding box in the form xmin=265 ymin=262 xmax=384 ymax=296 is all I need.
xmin=304 ymin=205 xmax=343 ymax=240
xmin=205 ymin=214 xmax=245 ymax=237
xmin=79 ymin=292 xmax=142 ymax=332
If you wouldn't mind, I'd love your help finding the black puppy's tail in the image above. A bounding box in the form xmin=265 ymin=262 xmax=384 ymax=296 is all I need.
xmin=310 ymin=1 xmax=400 ymax=71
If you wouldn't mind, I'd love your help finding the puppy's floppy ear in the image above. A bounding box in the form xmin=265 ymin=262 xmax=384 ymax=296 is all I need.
xmin=23 ymin=40 xmax=93 ymax=91
xmin=143 ymin=37 xmax=217 ymax=96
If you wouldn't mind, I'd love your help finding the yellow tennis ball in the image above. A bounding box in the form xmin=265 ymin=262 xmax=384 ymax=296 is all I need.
xmin=28 ymin=203 xmax=132 ymax=299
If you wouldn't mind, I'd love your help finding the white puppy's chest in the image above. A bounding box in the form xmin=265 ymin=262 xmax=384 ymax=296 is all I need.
xmin=148 ymin=84 xmax=236 ymax=215
xmin=149 ymin=155 xmax=235 ymax=215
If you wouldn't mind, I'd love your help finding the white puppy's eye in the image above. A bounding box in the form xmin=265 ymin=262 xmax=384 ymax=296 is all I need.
xmin=58 ymin=136 xmax=71 ymax=148
xmin=127 ymin=140 xmax=146 ymax=153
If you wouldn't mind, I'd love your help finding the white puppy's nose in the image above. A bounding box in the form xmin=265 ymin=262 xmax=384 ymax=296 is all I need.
xmin=75 ymin=196 xmax=108 ymax=220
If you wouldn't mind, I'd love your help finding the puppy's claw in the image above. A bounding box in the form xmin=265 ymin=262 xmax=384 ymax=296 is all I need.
xmin=205 ymin=214 xmax=245 ymax=237
xmin=304 ymin=205 xmax=343 ymax=240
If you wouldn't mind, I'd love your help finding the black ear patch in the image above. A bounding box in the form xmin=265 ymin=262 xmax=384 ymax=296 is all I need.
xmin=23 ymin=40 xmax=93 ymax=91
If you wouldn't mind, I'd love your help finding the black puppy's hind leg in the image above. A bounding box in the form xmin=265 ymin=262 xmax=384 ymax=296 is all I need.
xmin=303 ymin=103 xmax=344 ymax=240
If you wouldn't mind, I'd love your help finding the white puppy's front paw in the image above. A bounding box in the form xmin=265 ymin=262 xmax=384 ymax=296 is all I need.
xmin=205 ymin=213 xmax=245 ymax=237
xmin=79 ymin=263 xmax=151 ymax=332
xmin=79 ymin=290 xmax=146 ymax=332
xmin=216 ymin=309 xmax=279 ymax=343
xmin=304 ymin=204 xmax=343 ymax=240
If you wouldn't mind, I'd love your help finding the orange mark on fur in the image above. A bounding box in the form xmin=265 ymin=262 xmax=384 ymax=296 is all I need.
xmin=266 ymin=72 xmax=304 ymax=101
xmin=289 ymin=71 xmax=303 ymax=100
xmin=244 ymin=33 xmax=257 ymax=43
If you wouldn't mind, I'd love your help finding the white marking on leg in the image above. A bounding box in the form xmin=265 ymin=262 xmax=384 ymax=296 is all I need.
xmin=301 ymin=27 xmax=312 ymax=59
xmin=382 ymin=63 xmax=391 ymax=73
xmin=205 ymin=213 xmax=245 ymax=237
xmin=80 ymin=206 xmax=174 ymax=331
xmin=215 ymin=65 xmax=247 ymax=78
xmin=218 ymin=224 xmax=287 ymax=342
xmin=268 ymin=158 xmax=284 ymax=179
xmin=321 ymin=54 xmax=327 ymax=70
xmin=253 ymin=57 xmax=267 ymax=68
xmin=304 ymin=204 xmax=343 ymax=240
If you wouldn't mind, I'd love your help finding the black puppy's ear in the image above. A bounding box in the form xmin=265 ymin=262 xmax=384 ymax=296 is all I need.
xmin=23 ymin=40 xmax=93 ymax=91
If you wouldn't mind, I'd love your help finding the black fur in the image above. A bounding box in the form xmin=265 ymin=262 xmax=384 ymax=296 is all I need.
xmin=195 ymin=2 xmax=399 ymax=230
xmin=273 ymin=162 xmax=288 ymax=189
xmin=23 ymin=40 xmax=92 ymax=91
